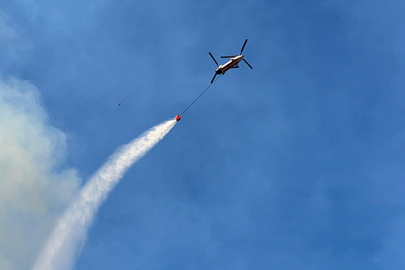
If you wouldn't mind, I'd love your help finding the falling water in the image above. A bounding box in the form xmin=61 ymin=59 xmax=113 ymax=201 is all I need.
xmin=33 ymin=119 xmax=177 ymax=270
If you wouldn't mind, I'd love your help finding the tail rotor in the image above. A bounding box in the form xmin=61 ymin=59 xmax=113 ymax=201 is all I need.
xmin=243 ymin=59 xmax=253 ymax=69
xmin=241 ymin=39 xmax=253 ymax=69
xmin=240 ymin=39 xmax=248 ymax=54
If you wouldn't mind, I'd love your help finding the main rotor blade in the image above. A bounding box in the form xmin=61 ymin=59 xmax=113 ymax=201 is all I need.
xmin=243 ymin=59 xmax=253 ymax=69
xmin=211 ymin=73 xmax=217 ymax=83
xmin=240 ymin=39 xmax=248 ymax=54
xmin=209 ymin=52 xmax=219 ymax=66
xmin=221 ymin=55 xmax=237 ymax=58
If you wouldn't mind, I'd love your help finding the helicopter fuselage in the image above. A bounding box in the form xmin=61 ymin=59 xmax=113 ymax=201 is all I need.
xmin=215 ymin=55 xmax=244 ymax=74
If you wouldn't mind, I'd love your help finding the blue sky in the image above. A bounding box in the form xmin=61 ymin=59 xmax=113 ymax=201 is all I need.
xmin=1 ymin=0 xmax=405 ymax=269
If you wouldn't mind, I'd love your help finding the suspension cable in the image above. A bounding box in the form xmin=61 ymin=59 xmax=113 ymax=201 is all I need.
xmin=181 ymin=76 xmax=221 ymax=115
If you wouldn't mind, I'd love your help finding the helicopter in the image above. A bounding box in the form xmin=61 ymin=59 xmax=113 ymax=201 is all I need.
xmin=208 ymin=39 xmax=253 ymax=83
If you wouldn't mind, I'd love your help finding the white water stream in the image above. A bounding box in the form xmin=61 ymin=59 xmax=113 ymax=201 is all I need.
xmin=33 ymin=119 xmax=177 ymax=270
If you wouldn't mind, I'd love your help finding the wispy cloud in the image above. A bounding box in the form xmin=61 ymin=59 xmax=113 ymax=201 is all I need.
xmin=0 ymin=11 xmax=17 ymax=44
xmin=0 ymin=77 xmax=80 ymax=270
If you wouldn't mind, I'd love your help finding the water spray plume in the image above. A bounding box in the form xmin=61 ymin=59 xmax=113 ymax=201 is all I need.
xmin=33 ymin=119 xmax=177 ymax=270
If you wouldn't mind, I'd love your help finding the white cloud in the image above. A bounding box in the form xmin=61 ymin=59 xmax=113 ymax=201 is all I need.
xmin=0 ymin=77 xmax=80 ymax=270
